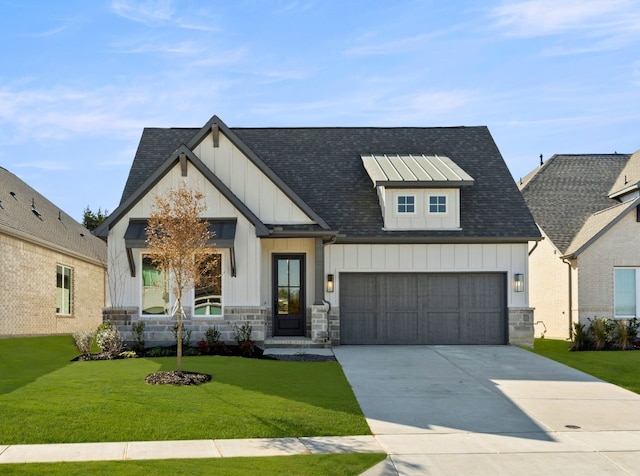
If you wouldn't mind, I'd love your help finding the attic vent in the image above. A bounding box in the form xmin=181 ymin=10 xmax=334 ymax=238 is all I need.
xmin=31 ymin=198 xmax=42 ymax=219
xmin=80 ymin=233 xmax=85 ymax=238
xmin=10 ymin=191 xmax=16 ymax=199
xmin=58 ymin=211 xmax=62 ymax=220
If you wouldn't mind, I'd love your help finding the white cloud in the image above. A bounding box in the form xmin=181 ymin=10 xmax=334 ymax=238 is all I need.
xmin=490 ymin=0 xmax=639 ymax=38
xmin=24 ymin=25 xmax=68 ymax=38
xmin=113 ymin=39 xmax=204 ymax=56
xmin=14 ymin=161 xmax=71 ymax=171
xmin=111 ymin=0 xmax=174 ymax=24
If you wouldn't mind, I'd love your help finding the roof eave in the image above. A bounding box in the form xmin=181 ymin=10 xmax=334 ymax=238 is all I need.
xmin=334 ymin=235 xmax=542 ymax=245
xmin=561 ymin=197 xmax=640 ymax=259
xmin=376 ymin=180 xmax=474 ymax=188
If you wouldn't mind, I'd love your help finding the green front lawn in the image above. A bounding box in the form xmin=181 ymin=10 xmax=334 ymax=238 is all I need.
xmin=0 ymin=336 xmax=370 ymax=445
xmin=528 ymin=338 xmax=640 ymax=394
xmin=1 ymin=454 xmax=387 ymax=476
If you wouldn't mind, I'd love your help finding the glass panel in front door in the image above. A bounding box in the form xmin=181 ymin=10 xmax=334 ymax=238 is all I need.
xmin=277 ymin=258 xmax=301 ymax=315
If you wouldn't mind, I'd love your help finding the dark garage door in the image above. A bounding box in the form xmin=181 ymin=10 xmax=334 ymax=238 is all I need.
xmin=340 ymin=273 xmax=507 ymax=345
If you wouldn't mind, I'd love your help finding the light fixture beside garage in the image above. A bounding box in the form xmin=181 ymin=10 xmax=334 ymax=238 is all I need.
xmin=327 ymin=274 xmax=334 ymax=293
xmin=514 ymin=274 xmax=525 ymax=292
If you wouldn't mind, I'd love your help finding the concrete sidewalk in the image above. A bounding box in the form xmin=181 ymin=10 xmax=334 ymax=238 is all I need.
xmin=0 ymin=435 xmax=383 ymax=464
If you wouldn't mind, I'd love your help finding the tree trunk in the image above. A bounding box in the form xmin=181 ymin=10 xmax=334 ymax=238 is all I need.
xmin=176 ymin=296 xmax=183 ymax=376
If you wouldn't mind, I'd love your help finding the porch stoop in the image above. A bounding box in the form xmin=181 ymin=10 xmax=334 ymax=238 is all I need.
xmin=263 ymin=337 xmax=332 ymax=349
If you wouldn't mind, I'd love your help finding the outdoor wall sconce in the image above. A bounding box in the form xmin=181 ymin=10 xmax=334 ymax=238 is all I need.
xmin=327 ymin=274 xmax=334 ymax=293
xmin=514 ymin=273 xmax=525 ymax=292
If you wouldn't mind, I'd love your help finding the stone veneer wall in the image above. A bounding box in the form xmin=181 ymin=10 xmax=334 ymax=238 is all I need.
xmin=103 ymin=306 xmax=268 ymax=348
xmin=508 ymin=307 xmax=534 ymax=347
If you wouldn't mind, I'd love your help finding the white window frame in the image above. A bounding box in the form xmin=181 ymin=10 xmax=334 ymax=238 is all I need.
xmin=614 ymin=267 xmax=640 ymax=318
xmin=56 ymin=264 xmax=73 ymax=315
xmin=428 ymin=195 xmax=448 ymax=214
xmin=397 ymin=195 xmax=416 ymax=214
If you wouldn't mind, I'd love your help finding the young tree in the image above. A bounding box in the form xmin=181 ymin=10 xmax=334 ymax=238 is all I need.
xmin=145 ymin=182 xmax=217 ymax=375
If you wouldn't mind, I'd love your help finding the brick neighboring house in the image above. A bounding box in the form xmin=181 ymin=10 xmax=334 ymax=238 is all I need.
xmin=0 ymin=167 xmax=107 ymax=336
xmin=95 ymin=115 xmax=541 ymax=347
xmin=520 ymin=152 xmax=640 ymax=339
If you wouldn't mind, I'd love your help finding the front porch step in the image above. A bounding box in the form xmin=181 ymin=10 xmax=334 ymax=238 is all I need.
xmin=263 ymin=337 xmax=331 ymax=349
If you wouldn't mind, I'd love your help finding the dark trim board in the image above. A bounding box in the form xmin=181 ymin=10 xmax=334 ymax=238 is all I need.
xmin=339 ymin=272 xmax=507 ymax=345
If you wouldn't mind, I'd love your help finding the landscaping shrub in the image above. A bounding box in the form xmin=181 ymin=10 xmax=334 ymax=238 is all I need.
xmin=614 ymin=318 xmax=639 ymax=350
xmin=95 ymin=322 xmax=124 ymax=358
xmin=131 ymin=321 xmax=145 ymax=354
xmin=570 ymin=322 xmax=592 ymax=351
xmin=72 ymin=330 xmax=95 ymax=355
xmin=571 ymin=318 xmax=640 ymax=351
xmin=233 ymin=323 xmax=257 ymax=357
xmin=588 ymin=317 xmax=614 ymax=350
xmin=173 ymin=324 xmax=192 ymax=348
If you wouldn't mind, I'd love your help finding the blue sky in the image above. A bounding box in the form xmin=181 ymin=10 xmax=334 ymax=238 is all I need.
xmin=1 ymin=0 xmax=639 ymax=222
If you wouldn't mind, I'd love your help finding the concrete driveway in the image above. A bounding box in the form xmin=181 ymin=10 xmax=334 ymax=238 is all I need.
xmin=334 ymin=345 xmax=640 ymax=476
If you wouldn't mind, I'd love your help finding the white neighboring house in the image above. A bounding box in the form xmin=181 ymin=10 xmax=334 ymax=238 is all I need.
xmin=520 ymin=152 xmax=640 ymax=339
xmin=95 ymin=115 xmax=541 ymax=347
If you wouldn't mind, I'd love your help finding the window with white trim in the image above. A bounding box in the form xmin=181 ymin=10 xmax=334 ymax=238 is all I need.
xmin=429 ymin=195 xmax=447 ymax=214
xmin=615 ymin=268 xmax=638 ymax=317
xmin=56 ymin=264 xmax=72 ymax=315
xmin=194 ymin=253 xmax=222 ymax=316
xmin=397 ymin=195 xmax=415 ymax=213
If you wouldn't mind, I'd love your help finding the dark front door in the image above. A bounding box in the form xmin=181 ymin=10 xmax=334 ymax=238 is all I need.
xmin=273 ymin=254 xmax=305 ymax=336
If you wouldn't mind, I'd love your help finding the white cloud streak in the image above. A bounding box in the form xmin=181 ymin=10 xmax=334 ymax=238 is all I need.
xmin=490 ymin=0 xmax=640 ymax=38
xmin=111 ymin=0 xmax=174 ymax=24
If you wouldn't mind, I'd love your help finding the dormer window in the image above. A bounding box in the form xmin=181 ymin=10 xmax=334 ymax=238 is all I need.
xmin=397 ymin=195 xmax=415 ymax=214
xmin=360 ymin=153 xmax=473 ymax=231
xmin=429 ymin=195 xmax=447 ymax=214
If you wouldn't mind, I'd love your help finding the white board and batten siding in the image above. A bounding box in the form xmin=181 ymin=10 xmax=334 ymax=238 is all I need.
xmin=106 ymin=163 xmax=262 ymax=311
xmin=325 ymin=242 xmax=529 ymax=307
xmin=193 ymin=131 xmax=314 ymax=225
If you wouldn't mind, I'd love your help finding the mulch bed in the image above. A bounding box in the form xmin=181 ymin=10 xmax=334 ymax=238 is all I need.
xmin=145 ymin=371 xmax=212 ymax=386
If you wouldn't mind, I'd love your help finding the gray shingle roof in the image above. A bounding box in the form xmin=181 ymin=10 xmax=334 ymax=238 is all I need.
xmin=0 ymin=167 xmax=106 ymax=264
xmin=520 ymin=154 xmax=631 ymax=254
xmin=119 ymin=122 xmax=540 ymax=241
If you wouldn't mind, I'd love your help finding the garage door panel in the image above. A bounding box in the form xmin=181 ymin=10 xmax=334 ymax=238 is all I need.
xmin=342 ymin=313 xmax=378 ymax=344
xmin=426 ymin=275 xmax=459 ymax=308
xmin=340 ymin=272 xmax=506 ymax=345
xmin=384 ymin=312 xmax=419 ymax=344
xmin=463 ymin=276 xmax=502 ymax=306
xmin=460 ymin=311 xmax=504 ymax=343
xmin=422 ymin=312 xmax=460 ymax=344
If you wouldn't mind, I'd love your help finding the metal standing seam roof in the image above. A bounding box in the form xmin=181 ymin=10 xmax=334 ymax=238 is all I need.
xmin=361 ymin=153 xmax=474 ymax=187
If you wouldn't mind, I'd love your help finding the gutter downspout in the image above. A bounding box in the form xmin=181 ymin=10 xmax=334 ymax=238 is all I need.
xmin=322 ymin=234 xmax=338 ymax=344
xmin=562 ymin=258 xmax=573 ymax=338
xmin=528 ymin=237 xmax=542 ymax=256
